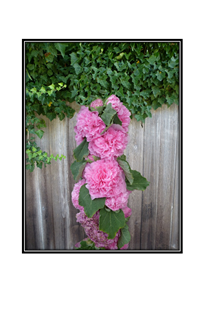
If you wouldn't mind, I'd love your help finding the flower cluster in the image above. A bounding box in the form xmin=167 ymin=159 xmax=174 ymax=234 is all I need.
xmin=71 ymin=95 xmax=132 ymax=250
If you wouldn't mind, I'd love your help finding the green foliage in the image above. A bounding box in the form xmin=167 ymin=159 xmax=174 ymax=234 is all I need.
xmin=118 ymin=223 xmax=131 ymax=249
xmin=76 ymin=239 xmax=105 ymax=250
xmin=79 ymin=184 xmax=106 ymax=218
xmin=26 ymin=139 xmax=66 ymax=171
xmin=126 ymin=169 xmax=150 ymax=191
xmin=99 ymin=207 xmax=125 ymax=239
xmin=73 ymin=138 xmax=89 ymax=162
xmin=26 ymin=41 xmax=179 ymax=171
xmin=117 ymin=157 xmax=134 ymax=185
xmin=70 ymin=159 xmax=87 ymax=182
xmin=101 ymin=103 xmax=117 ymax=126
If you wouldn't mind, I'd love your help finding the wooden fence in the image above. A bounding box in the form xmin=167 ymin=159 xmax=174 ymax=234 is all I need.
xmin=25 ymin=103 xmax=179 ymax=251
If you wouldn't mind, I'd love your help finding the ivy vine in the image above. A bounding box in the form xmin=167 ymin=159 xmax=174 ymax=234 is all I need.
xmin=25 ymin=41 xmax=179 ymax=172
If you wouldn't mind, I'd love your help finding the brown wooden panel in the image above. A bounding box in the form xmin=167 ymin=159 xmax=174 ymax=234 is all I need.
xmin=126 ymin=118 xmax=144 ymax=249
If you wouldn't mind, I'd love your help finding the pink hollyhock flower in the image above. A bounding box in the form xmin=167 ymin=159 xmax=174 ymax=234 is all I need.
xmin=106 ymin=95 xmax=121 ymax=112
xmin=90 ymin=98 xmax=103 ymax=109
xmin=71 ymin=179 xmax=86 ymax=210
xmin=120 ymin=243 xmax=129 ymax=250
xmin=105 ymin=190 xmax=131 ymax=211
xmin=88 ymin=124 xmax=128 ymax=160
xmin=122 ymin=206 xmax=132 ymax=218
xmin=106 ymin=95 xmax=131 ymax=133
xmin=117 ymin=103 xmax=131 ymax=133
xmin=83 ymin=159 xmax=127 ymax=200
xmin=76 ymin=210 xmax=121 ymax=249
xmin=74 ymin=106 xmax=106 ymax=145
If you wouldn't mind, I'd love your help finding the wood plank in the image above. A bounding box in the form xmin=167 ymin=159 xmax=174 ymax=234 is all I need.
xmin=125 ymin=117 xmax=144 ymax=249
xmin=155 ymin=104 xmax=178 ymax=249
xmin=140 ymin=105 xmax=162 ymax=249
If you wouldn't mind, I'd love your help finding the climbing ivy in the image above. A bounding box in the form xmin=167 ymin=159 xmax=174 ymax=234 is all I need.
xmin=25 ymin=41 xmax=179 ymax=171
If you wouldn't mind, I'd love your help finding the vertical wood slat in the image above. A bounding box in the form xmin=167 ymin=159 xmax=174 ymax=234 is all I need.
xmin=25 ymin=104 xmax=179 ymax=250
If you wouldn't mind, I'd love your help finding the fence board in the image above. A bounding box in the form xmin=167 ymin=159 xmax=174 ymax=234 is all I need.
xmin=25 ymin=103 xmax=179 ymax=250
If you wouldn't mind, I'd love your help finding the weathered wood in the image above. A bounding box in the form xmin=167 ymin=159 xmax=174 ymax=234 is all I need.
xmin=25 ymin=104 xmax=179 ymax=250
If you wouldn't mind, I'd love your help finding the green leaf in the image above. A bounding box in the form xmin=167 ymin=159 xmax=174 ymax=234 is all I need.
xmin=73 ymin=138 xmax=89 ymax=162
xmin=126 ymin=169 xmax=150 ymax=191
xmin=99 ymin=207 xmax=125 ymax=239
xmin=54 ymin=43 xmax=67 ymax=58
xmin=90 ymin=105 xmax=104 ymax=113
xmin=152 ymin=86 xmax=161 ymax=98
xmin=117 ymin=158 xmax=134 ymax=185
xmin=101 ymin=103 xmax=117 ymax=126
xmin=46 ymin=113 xmax=56 ymax=121
xmin=120 ymin=79 xmax=131 ymax=90
xmin=73 ymin=63 xmax=82 ymax=75
xmin=47 ymin=69 xmax=53 ymax=76
xmin=70 ymin=159 xmax=87 ymax=182
xmin=70 ymin=52 xmax=78 ymax=65
xmin=58 ymin=113 xmax=65 ymax=121
xmin=148 ymin=55 xmax=157 ymax=64
xmin=118 ymin=223 xmax=131 ymax=249
xmin=79 ymin=184 xmax=106 ymax=218
xmin=112 ymin=113 xmax=122 ymax=125
xmin=118 ymin=154 xmax=126 ymax=161
xmin=152 ymin=99 xmax=162 ymax=110
xmin=76 ymin=239 xmax=105 ymax=250
xmin=35 ymin=130 xmax=44 ymax=139
xmin=27 ymin=64 xmax=34 ymax=70
xmin=36 ymin=162 xmax=43 ymax=169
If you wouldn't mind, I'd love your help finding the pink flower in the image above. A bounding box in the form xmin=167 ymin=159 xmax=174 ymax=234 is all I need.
xmin=122 ymin=207 xmax=132 ymax=218
xmin=117 ymin=103 xmax=131 ymax=133
xmin=74 ymin=106 xmax=106 ymax=145
xmin=76 ymin=210 xmax=120 ymax=249
xmin=106 ymin=95 xmax=131 ymax=133
xmin=106 ymin=95 xmax=121 ymax=112
xmin=88 ymin=124 xmax=128 ymax=160
xmin=120 ymin=243 xmax=129 ymax=250
xmin=90 ymin=98 xmax=103 ymax=109
xmin=105 ymin=190 xmax=131 ymax=211
xmin=83 ymin=159 xmax=127 ymax=200
xmin=71 ymin=179 xmax=86 ymax=210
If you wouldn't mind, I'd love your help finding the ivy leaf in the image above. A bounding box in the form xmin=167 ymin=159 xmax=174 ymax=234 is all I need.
xmin=126 ymin=169 xmax=150 ymax=191
xmin=47 ymin=69 xmax=53 ymax=76
xmin=70 ymin=159 xmax=87 ymax=182
xmin=79 ymin=184 xmax=106 ymax=218
xmin=148 ymin=55 xmax=157 ymax=65
xmin=99 ymin=207 xmax=125 ymax=239
xmin=70 ymin=52 xmax=78 ymax=65
xmin=35 ymin=130 xmax=44 ymax=139
xmin=46 ymin=113 xmax=56 ymax=121
xmin=118 ymin=223 xmax=131 ymax=249
xmin=117 ymin=158 xmax=134 ymax=185
xmin=58 ymin=113 xmax=65 ymax=121
xmin=73 ymin=63 xmax=82 ymax=75
xmin=101 ymin=103 xmax=117 ymax=126
xmin=27 ymin=64 xmax=34 ymax=70
xmin=54 ymin=43 xmax=67 ymax=58
xmin=120 ymin=79 xmax=131 ymax=90
xmin=152 ymin=99 xmax=162 ymax=110
xmin=36 ymin=162 xmax=43 ymax=169
xmin=152 ymin=86 xmax=161 ymax=98
xmin=73 ymin=138 xmax=89 ymax=162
